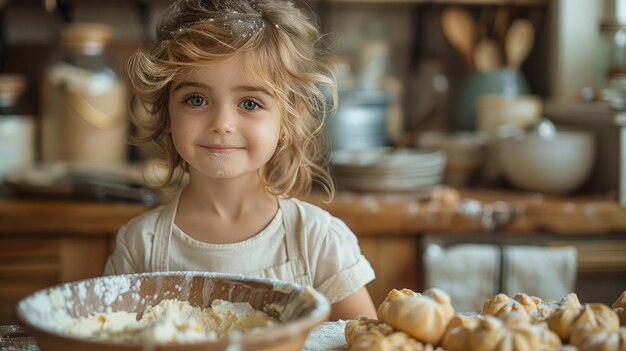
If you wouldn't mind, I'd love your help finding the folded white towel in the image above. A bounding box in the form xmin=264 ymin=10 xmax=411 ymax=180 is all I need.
xmin=423 ymin=243 xmax=500 ymax=312
xmin=423 ymin=243 xmax=578 ymax=312
xmin=503 ymin=245 xmax=578 ymax=301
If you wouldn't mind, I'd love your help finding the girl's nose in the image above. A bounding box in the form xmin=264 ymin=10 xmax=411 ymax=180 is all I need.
xmin=208 ymin=107 xmax=235 ymax=135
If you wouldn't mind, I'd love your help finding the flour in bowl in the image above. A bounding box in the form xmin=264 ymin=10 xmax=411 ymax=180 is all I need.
xmin=62 ymin=298 xmax=278 ymax=344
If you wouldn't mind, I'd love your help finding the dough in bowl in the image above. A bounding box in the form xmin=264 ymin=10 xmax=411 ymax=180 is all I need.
xmin=61 ymin=298 xmax=278 ymax=344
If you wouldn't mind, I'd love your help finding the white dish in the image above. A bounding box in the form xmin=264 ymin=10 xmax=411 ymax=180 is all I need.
xmin=330 ymin=148 xmax=446 ymax=168
xmin=335 ymin=175 xmax=442 ymax=192
xmin=330 ymin=147 xmax=447 ymax=192
xmin=332 ymin=164 xmax=445 ymax=178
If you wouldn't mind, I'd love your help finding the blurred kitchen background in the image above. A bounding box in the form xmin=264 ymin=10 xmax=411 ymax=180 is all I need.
xmin=1 ymin=0 xmax=626 ymax=324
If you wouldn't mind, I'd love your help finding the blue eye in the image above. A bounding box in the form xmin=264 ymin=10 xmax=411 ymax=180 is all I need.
xmin=186 ymin=96 xmax=206 ymax=107
xmin=241 ymin=100 xmax=258 ymax=111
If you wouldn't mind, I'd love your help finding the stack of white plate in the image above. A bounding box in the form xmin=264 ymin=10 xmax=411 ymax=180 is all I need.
xmin=330 ymin=148 xmax=447 ymax=192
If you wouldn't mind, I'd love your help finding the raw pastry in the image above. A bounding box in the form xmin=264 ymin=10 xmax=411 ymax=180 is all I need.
xmin=376 ymin=332 xmax=446 ymax=351
xmin=482 ymin=293 xmax=555 ymax=322
xmin=612 ymin=291 xmax=626 ymax=326
xmin=345 ymin=316 xmax=444 ymax=351
xmin=547 ymin=293 xmax=620 ymax=343
xmin=514 ymin=293 xmax=558 ymax=322
xmin=377 ymin=288 xmax=455 ymax=345
xmin=545 ymin=293 xmax=584 ymax=342
xmin=441 ymin=314 xmax=479 ymax=351
xmin=570 ymin=324 xmax=626 ymax=351
xmin=377 ymin=289 xmax=420 ymax=320
xmin=470 ymin=312 xmax=562 ymax=351
xmin=482 ymin=294 xmax=530 ymax=318
xmin=345 ymin=316 xmax=394 ymax=347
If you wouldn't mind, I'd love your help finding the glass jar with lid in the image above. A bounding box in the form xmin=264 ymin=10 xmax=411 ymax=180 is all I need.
xmin=0 ymin=74 xmax=35 ymax=180
xmin=41 ymin=23 xmax=128 ymax=165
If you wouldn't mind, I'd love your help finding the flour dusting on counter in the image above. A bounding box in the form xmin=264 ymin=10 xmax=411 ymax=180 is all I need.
xmin=457 ymin=199 xmax=525 ymax=231
xmin=303 ymin=320 xmax=348 ymax=350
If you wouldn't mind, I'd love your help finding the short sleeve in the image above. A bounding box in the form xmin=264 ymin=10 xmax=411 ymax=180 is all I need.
xmin=310 ymin=217 xmax=376 ymax=304
xmin=103 ymin=207 xmax=161 ymax=275
xmin=103 ymin=224 xmax=139 ymax=275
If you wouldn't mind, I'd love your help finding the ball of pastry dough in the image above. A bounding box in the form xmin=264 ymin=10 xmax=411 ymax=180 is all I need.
xmin=483 ymin=293 xmax=556 ymax=323
xmin=379 ymin=332 xmax=446 ymax=351
xmin=545 ymin=293 xmax=583 ymax=342
xmin=344 ymin=316 xmax=445 ymax=351
xmin=377 ymin=288 xmax=455 ymax=345
xmin=612 ymin=291 xmax=626 ymax=326
xmin=345 ymin=316 xmax=394 ymax=347
xmin=570 ymin=324 xmax=626 ymax=351
xmin=482 ymin=294 xmax=529 ymax=318
xmin=441 ymin=314 xmax=479 ymax=351
xmin=377 ymin=289 xmax=420 ymax=322
xmin=514 ymin=293 xmax=557 ymax=322
xmin=547 ymin=294 xmax=619 ymax=343
xmin=471 ymin=313 xmax=562 ymax=351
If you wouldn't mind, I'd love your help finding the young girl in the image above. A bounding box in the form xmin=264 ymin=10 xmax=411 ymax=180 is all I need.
xmin=104 ymin=0 xmax=377 ymax=320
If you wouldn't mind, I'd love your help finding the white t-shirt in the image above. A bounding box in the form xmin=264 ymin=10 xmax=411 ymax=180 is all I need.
xmin=104 ymin=197 xmax=375 ymax=303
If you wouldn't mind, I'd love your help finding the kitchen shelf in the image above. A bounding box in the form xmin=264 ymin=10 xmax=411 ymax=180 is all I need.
xmin=308 ymin=0 xmax=545 ymax=4
xmin=9 ymin=0 xmax=546 ymax=6
xmin=545 ymin=100 xmax=626 ymax=126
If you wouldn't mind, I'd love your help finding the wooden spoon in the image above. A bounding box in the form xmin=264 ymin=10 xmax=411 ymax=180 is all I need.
xmin=505 ymin=19 xmax=535 ymax=70
xmin=474 ymin=38 xmax=502 ymax=72
xmin=440 ymin=6 xmax=477 ymax=69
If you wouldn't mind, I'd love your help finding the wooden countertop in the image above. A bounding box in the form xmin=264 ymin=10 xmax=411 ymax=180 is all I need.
xmin=307 ymin=187 xmax=626 ymax=236
xmin=0 ymin=197 xmax=148 ymax=236
xmin=1 ymin=186 xmax=626 ymax=237
xmin=0 ymin=322 xmax=349 ymax=351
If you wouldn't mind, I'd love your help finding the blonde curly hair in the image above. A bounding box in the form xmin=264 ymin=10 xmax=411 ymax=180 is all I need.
xmin=126 ymin=0 xmax=337 ymax=199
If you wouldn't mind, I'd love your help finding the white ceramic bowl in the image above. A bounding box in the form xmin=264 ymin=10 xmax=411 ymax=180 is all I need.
xmin=496 ymin=130 xmax=595 ymax=193
xmin=16 ymin=272 xmax=330 ymax=351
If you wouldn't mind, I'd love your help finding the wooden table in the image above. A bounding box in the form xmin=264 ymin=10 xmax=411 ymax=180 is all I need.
xmin=0 ymin=322 xmax=349 ymax=350
xmin=306 ymin=187 xmax=626 ymax=235
xmin=2 ymin=186 xmax=626 ymax=324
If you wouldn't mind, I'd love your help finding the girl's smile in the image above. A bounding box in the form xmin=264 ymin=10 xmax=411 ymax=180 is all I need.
xmin=198 ymin=144 xmax=244 ymax=153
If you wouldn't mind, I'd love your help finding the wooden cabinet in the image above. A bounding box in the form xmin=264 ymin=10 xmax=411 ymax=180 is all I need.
xmin=360 ymin=236 xmax=420 ymax=306
xmin=0 ymin=199 xmax=147 ymax=324
xmin=0 ymin=237 xmax=111 ymax=323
